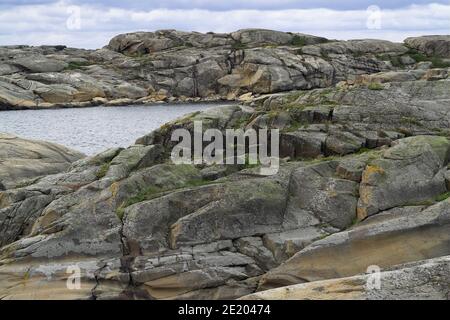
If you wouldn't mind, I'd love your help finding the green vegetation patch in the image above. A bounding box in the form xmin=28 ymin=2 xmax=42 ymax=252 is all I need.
xmin=367 ymin=83 xmax=384 ymax=91
xmin=96 ymin=163 xmax=111 ymax=179
xmin=115 ymin=178 xmax=218 ymax=220
xmin=400 ymin=117 xmax=423 ymax=127
xmin=377 ymin=54 xmax=404 ymax=68
xmin=435 ymin=192 xmax=450 ymax=202
xmin=232 ymin=41 xmax=247 ymax=50
xmin=65 ymin=61 xmax=92 ymax=70
xmin=406 ymin=49 xmax=450 ymax=68
xmin=290 ymin=35 xmax=308 ymax=47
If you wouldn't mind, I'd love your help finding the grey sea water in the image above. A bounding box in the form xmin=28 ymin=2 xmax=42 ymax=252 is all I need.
xmin=0 ymin=104 xmax=226 ymax=155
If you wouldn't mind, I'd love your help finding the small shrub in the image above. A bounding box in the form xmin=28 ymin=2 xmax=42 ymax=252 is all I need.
xmin=429 ymin=57 xmax=450 ymax=69
xmin=290 ymin=35 xmax=307 ymax=47
xmin=368 ymin=83 xmax=384 ymax=91
xmin=232 ymin=41 xmax=247 ymax=50
xmin=400 ymin=117 xmax=422 ymax=127
xmin=65 ymin=61 xmax=91 ymax=70
xmin=406 ymin=49 xmax=450 ymax=68
xmin=96 ymin=163 xmax=110 ymax=179
xmin=435 ymin=192 xmax=450 ymax=202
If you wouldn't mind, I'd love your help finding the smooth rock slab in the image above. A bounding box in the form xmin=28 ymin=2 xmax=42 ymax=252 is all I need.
xmin=0 ymin=133 xmax=85 ymax=189
xmin=259 ymin=198 xmax=450 ymax=290
xmin=243 ymin=256 xmax=450 ymax=300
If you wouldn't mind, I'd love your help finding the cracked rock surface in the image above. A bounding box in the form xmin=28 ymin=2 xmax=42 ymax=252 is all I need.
xmin=0 ymin=29 xmax=450 ymax=300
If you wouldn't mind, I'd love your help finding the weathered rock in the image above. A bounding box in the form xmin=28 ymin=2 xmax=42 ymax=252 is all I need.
xmin=243 ymin=256 xmax=450 ymax=300
xmin=283 ymin=161 xmax=359 ymax=230
xmin=262 ymin=227 xmax=328 ymax=263
xmin=357 ymin=136 xmax=449 ymax=219
xmin=12 ymin=54 xmax=68 ymax=73
xmin=169 ymin=178 xmax=288 ymax=248
xmin=259 ymin=198 xmax=450 ymax=290
xmin=0 ymin=133 xmax=85 ymax=189
xmin=356 ymin=71 xmax=418 ymax=84
xmin=422 ymin=68 xmax=448 ymax=81
xmin=280 ymin=131 xmax=326 ymax=159
xmin=405 ymin=35 xmax=450 ymax=58
xmin=2 ymin=29 xmax=434 ymax=109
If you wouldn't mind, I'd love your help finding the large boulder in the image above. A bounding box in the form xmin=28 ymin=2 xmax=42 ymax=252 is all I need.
xmin=12 ymin=54 xmax=68 ymax=73
xmin=405 ymin=35 xmax=450 ymax=58
xmin=357 ymin=136 xmax=450 ymax=219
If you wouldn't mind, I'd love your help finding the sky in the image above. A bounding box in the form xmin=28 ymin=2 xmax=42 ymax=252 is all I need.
xmin=0 ymin=0 xmax=449 ymax=49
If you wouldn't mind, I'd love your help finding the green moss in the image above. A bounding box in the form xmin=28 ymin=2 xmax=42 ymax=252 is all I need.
xmin=232 ymin=116 xmax=251 ymax=129
xmin=356 ymin=147 xmax=372 ymax=154
xmin=400 ymin=117 xmax=423 ymax=127
xmin=232 ymin=41 xmax=247 ymax=50
xmin=406 ymin=49 xmax=450 ymax=68
xmin=435 ymin=192 xmax=450 ymax=202
xmin=14 ymin=177 xmax=40 ymax=189
xmin=428 ymin=57 xmax=450 ymax=69
xmin=352 ymin=51 xmax=365 ymax=58
xmin=116 ymin=205 xmax=125 ymax=220
xmin=368 ymin=83 xmax=384 ymax=91
xmin=284 ymin=120 xmax=309 ymax=132
xmin=317 ymin=233 xmax=330 ymax=241
xmin=96 ymin=163 xmax=110 ymax=179
xmin=321 ymin=51 xmax=330 ymax=60
xmin=23 ymin=270 xmax=31 ymax=281
xmin=119 ymin=178 xmax=217 ymax=212
xmin=377 ymin=54 xmax=404 ymax=68
xmin=404 ymin=192 xmax=450 ymax=208
xmin=242 ymin=154 xmax=261 ymax=169
xmin=350 ymin=216 xmax=359 ymax=227
xmin=65 ymin=61 xmax=92 ymax=70
xmin=405 ymin=199 xmax=434 ymax=207
xmin=290 ymin=35 xmax=307 ymax=47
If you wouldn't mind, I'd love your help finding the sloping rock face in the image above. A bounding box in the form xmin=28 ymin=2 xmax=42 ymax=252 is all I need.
xmin=0 ymin=133 xmax=85 ymax=189
xmin=404 ymin=35 xmax=450 ymax=58
xmin=242 ymin=256 xmax=450 ymax=300
xmin=4 ymin=29 xmax=448 ymax=110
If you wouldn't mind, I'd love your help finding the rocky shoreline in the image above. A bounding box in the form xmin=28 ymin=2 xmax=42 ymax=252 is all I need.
xmin=1 ymin=29 xmax=448 ymax=110
xmin=0 ymin=29 xmax=449 ymax=300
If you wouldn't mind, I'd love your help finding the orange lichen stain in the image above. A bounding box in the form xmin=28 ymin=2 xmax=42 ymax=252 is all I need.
xmin=361 ymin=165 xmax=385 ymax=184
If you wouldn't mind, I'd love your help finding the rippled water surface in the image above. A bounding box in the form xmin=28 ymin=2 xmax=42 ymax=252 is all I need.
xmin=0 ymin=104 xmax=227 ymax=155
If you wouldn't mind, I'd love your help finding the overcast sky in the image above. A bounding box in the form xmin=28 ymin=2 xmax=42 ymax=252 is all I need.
xmin=1 ymin=0 xmax=449 ymax=49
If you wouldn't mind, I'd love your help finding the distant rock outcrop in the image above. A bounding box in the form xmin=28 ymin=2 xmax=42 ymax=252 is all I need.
xmin=1 ymin=29 xmax=448 ymax=110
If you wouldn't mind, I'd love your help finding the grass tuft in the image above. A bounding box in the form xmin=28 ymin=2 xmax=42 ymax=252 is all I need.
xmin=368 ymin=83 xmax=384 ymax=91
xmin=96 ymin=163 xmax=110 ymax=179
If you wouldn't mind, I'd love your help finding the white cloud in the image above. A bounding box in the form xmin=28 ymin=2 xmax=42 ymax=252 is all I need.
xmin=0 ymin=1 xmax=448 ymax=48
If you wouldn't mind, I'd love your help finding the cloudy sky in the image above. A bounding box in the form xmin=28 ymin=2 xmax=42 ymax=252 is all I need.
xmin=1 ymin=0 xmax=449 ymax=49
